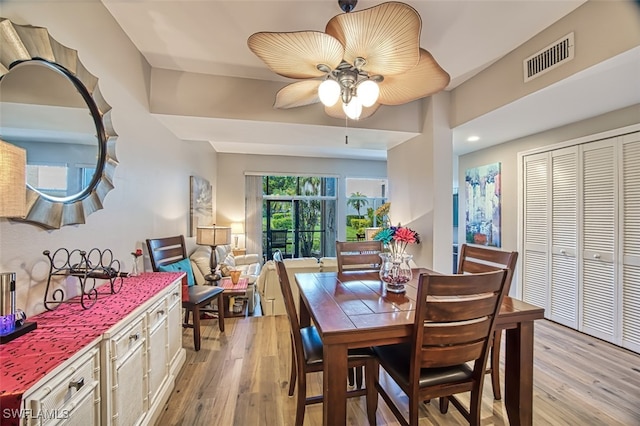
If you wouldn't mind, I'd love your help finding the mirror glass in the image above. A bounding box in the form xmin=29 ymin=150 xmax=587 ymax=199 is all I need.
xmin=0 ymin=61 xmax=99 ymax=201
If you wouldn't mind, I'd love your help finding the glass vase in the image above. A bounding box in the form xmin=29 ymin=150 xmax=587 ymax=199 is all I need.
xmin=130 ymin=256 xmax=140 ymax=276
xmin=379 ymin=252 xmax=413 ymax=293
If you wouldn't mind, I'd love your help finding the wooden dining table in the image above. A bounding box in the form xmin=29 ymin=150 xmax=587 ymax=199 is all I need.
xmin=295 ymin=268 xmax=545 ymax=426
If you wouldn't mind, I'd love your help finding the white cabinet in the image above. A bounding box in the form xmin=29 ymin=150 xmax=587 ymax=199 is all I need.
xmin=22 ymin=346 xmax=101 ymax=426
xmin=19 ymin=276 xmax=185 ymax=426
xmin=521 ymin=130 xmax=640 ymax=354
xmin=101 ymin=279 xmax=185 ymax=426
xmin=105 ymin=317 xmax=147 ymax=426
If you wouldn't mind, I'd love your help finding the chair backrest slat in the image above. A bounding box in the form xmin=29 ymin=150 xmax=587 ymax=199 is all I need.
xmin=336 ymin=241 xmax=383 ymax=272
xmin=412 ymin=270 xmax=508 ymax=372
xmin=146 ymin=235 xmax=188 ymax=271
xmin=457 ymin=244 xmax=518 ymax=294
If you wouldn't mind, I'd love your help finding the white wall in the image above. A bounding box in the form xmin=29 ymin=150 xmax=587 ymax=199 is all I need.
xmin=0 ymin=3 xmax=218 ymax=317
xmin=387 ymin=92 xmax=453 ymax=272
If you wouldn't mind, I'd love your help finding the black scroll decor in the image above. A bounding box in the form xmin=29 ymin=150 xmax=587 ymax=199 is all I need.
xmin=43 ymin=248 xmax=124 ymax=310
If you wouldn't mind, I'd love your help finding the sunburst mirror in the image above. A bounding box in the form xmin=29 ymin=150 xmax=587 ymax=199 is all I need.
xmin=0 ymin=17 xmax=118 ymax=229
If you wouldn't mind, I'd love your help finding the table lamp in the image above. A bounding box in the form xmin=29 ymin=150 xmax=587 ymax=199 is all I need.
xmin=0 ymin=140 xmax=37 ymax=343
xmin=230 ymin=222 xmax=245 ymax=249
xmin=196 ymin=225 xmax=232 ymax=274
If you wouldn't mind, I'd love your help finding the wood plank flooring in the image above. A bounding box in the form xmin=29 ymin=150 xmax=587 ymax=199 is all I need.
xmin=158 ymin=314 xmax=640 ymax=425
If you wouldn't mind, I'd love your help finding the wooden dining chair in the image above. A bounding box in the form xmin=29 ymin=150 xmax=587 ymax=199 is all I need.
xmin=456 ymin=243 xmax=518 ymax=400
xmin=335 ymin=240 xmax=383 ymax=388
xmin=274 ymin=259 xmax=379 ymax=426
xmin=374 ymin=269 xmax=509 ymax=426
xmin=336 ymin=240 xmax=383 ymax=273
xmin=146 ymin=235 xmax=225 ymax=351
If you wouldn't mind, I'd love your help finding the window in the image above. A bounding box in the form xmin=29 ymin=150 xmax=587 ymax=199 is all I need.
xmin=345 ymin=178 xmax=388 ymax=241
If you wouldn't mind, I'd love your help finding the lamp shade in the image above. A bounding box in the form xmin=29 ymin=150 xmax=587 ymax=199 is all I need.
xmin=0 ymin=140 xmax=26 ymax=218
xmin=230 ymin=222 xmax=245 ymax=235
xmin=196 ymin=225 xmax=231 ymax=246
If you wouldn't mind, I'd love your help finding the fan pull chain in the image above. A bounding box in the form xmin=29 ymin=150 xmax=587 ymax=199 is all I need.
xmin=345 ymin=116 xmax=349 ymax=144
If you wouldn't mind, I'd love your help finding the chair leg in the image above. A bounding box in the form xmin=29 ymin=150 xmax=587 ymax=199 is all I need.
xmin=288 ymin=339 xmax=296 ymax=397
xmin=192 ymin=306 xmax=201 ymax=351
xmin=217 ymin=293 xmax=225 ymax=332
xmin=439 ymin=397 xmax=449 ymax=414
xmin=295 ymin=365 xmax=306 ymax=426
xmin=491 ymin=330 xmax=502 ymax=400
xmin=348 ymin=368 xmax=355 ymax=387
xmin=356 ymin=366 xmax=364 ymax=389
xmin=184 ymin=308 xmax=190 ymax=325
xmin=365 ymin=359 xmax=379 ymax=425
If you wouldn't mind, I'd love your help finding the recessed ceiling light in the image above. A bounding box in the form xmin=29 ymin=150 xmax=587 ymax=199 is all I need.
xmin=467 ymin=136 xmax=480 ymax=142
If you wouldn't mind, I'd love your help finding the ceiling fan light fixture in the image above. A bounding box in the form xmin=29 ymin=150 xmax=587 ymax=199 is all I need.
xmin=342 ymin=96 xmax=362 ymax=120
xmin=319 ymin=79 xmax=342 ymax=106
xmin=248 ymin=1 xmax=450 ymax=120
xmin=356 ymin=79 xmax=379 ymax=107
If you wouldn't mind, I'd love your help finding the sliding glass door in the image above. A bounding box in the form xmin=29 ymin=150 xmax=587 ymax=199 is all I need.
xmin=263 ymin=176 xmax=336 ymax=260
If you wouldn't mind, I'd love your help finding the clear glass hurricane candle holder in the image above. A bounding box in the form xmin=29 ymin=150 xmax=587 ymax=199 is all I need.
xmin=379 ymin=252 xmax=413 ymax=293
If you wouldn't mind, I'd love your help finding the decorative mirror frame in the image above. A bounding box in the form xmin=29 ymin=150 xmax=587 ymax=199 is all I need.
xmin=0 ymin=18 xmax=118 ymax=229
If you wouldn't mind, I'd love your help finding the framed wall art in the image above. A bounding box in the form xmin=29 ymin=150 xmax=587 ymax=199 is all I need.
xmin=189 ymin=175 xmax=213 ymax=237
xmin=464 ymin=162 xmax=501 ymax=247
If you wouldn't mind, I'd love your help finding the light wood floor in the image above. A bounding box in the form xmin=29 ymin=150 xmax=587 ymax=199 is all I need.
xmin=158 ymin=314 xmax=640 ymax=425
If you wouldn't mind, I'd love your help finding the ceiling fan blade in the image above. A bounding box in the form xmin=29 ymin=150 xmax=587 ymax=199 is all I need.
xmin=325 ymin=2 xmax=421 ymax=76
xmin=378 ymin=48 xmax=450 ymax=106
xmin=248 ymin=31 xmax=344 ymax=79
xmin=274 ymin=80 xmax=321 ymax=109
xmin=324 ymin=102 xmax=380 ymax=120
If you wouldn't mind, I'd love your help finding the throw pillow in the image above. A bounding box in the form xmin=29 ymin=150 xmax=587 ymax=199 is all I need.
xmin=224 ymin=253 xmax=236 ymax=267
xmin=158 ymin=258 xmax=195 ymax=286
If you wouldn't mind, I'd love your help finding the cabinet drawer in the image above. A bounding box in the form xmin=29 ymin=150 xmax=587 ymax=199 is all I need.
xmin=146 ymin=298 xmax=167 ymax=332
xmin=25 ymin=346 xmax=100 ymax=425
xmin=111 ymin=317 xmax=144 ymax=362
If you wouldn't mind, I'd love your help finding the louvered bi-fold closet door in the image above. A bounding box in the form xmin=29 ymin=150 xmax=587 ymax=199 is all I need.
xmin=581 ymin=138 xmax=617 ymax=342
xmin=550 ymin=147 xmax=579 ymax=328
xmin=523 ymin=152 xmax=550 ymax=311
xmin=621 ymin=132 xmax=640 ymax=353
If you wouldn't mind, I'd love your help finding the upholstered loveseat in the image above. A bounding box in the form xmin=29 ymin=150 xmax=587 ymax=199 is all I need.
xmin=189 ymin=244 xmax=263 ymax=314
xmin=256 ymin=257 xmax=337 ymax=316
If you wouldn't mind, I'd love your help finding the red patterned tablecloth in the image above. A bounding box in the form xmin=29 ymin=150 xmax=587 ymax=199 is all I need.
xmin=0 ymin=272 xmax=185 ymax=425
xmin=218 ymin=277 xmax=248 ymax=291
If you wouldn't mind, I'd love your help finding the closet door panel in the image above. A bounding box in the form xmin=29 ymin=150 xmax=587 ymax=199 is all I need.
xmin=622 ymin=133 xmax=640 ymax=352
xmin=581 ymin=139 xmax=616 ymax=341
xmin=523 ymin=153 xmax=550 ymax=311
xmin=550 ymin=147 xmax=578 ymax=327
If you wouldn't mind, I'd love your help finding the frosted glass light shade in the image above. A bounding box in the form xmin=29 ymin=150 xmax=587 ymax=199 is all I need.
xmin=342 ymin=96 xmax=362 ymax=120
xmin=357 ymin=80 xmax=380 ymax=107
xmin=318 ymin=79 xmax=341 ymax=106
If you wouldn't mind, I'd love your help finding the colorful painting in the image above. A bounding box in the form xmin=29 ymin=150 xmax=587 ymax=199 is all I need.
xmin=189 ymin=176 xmax=213 ymax=237
xmin=465 ymin=162 xmax=501 ymax=247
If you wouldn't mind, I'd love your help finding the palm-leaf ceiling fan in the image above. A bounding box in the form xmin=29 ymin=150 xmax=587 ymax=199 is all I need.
xmin=248 ymin=0 xmax=450 ymax=121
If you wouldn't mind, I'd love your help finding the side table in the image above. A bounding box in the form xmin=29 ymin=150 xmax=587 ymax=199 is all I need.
xmin=218 ymin=277 xmax=249 ymax=317
xmin=232 ymin=247 xmax=247 ymax=256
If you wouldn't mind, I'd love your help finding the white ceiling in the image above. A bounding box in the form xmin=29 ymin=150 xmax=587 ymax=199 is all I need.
xmin=101 ymin=0 xmax=639 ymax=159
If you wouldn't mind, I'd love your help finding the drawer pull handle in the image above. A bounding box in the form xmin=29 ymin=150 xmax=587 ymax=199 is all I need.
xmin=560 ymin=249 xmax=566 ymax=254
xmin=69 ymin=377 xmax=85 ymax=391
xmin=157 ymin=309 xmax=165 ymax=315
xmin=594 ymin=254 xmax=601 ymax=259
xmin=129 ymin=333 xmax=140 ymax=341
xmin=173 ymin=292 xmax=180 ymax=297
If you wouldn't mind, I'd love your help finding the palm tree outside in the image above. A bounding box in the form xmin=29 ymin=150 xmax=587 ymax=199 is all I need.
xmin=347 ymin=192 xmax=369 ymax=217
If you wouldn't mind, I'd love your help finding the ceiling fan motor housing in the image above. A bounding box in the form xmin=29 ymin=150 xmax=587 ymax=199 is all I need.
xmin=339 ymin=0 xmax=358 ymax=13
